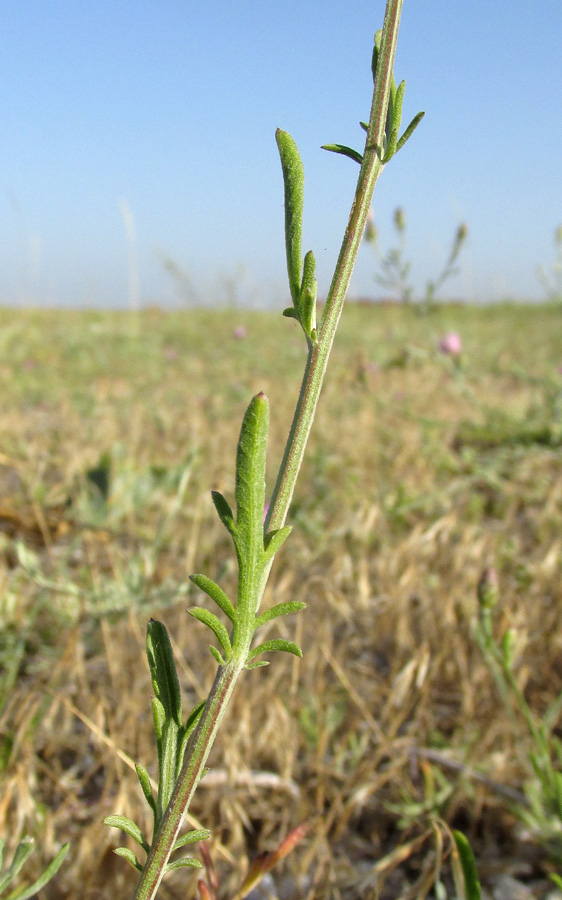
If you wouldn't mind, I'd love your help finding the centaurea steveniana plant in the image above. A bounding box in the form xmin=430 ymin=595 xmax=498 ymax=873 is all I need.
xmin=105 ymin=3 xmax=426 ymax=898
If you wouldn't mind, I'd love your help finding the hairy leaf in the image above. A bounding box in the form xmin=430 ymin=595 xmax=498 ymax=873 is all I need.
xmin=211 ymin=490 xmax=237 ymax=538
xmin=190 ymin=573 xmax=236 ymax=622
xmin=276 ymin=129 xmax=304 ymax=305
xmin=173 ymin=829 xmax=212 ymax=851
xmin=299 ymin=250 xmax=317 ymax=339
xmin=135 ymin=763 xmax=156 ymax=814
xmin=234 ymin=393 xmax=269 ymax=565
xmin=321 ymin=143 xmax=363 ymax=165
xmin=247 ymin=638 xmax=303 ymax=664
xmin=395 ymin=110 xmax=425 ymax=154
xmin=166 ymin=856 xmax=203 ymax=871
xmin=263 ymin=524 xmax=292 ymax=560
xmin=113 ymin=847 xmax=143 ymax=872
xmin=188 ymin=607 xmax=232 ymax=659
xmin=146 ymin=619 xmax=182 ymax=727
xmin=103 ymin=816 xmax=149 ymax=852
xmin=255 ymin=600 xmax=306 ymax=629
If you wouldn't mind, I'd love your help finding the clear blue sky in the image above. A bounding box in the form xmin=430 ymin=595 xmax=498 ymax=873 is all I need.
xmin=1 ymin=0 xmax=561 ymax=308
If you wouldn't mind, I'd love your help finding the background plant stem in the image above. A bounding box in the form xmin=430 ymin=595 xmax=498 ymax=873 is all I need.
xmin=132 ymin=2 xmax=404 ymax=897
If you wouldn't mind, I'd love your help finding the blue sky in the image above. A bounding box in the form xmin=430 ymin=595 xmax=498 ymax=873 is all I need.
xmin=1 ymin=0 xmax=561 ymax=308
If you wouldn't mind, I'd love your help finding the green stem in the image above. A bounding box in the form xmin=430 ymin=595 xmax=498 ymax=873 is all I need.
xmin=131 ymin=3 xmax=405 ymax=897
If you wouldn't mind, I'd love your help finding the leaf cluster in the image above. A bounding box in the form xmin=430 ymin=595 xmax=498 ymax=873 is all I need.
xmin=104 ymin=620 xmax=209 ymax=873
xmin=322 ymin=29 xmax=424 ymax=169
xmin=190 ymin=393 xmax=305 ymax=668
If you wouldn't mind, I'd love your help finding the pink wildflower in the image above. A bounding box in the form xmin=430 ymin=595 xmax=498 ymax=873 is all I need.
xmin=439 ymin=331 xmax=462 ymax=356
xmin=233 ymin=326 xmax=247 ymax=340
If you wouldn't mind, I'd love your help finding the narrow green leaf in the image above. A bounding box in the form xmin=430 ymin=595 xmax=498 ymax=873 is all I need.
xmin=360 ymin=121 xmax=369 ymax=132
xmin=321 ymin=143 xmax=363 ymax=165
xmin=5 ymin=843 xmax=70 ymax=900
xmin=151 ymin=696 xmax=165 ymax=742
xmin=234 ymin=393 xmax=269 ymax=558
xmin=550 ymin=873 xmax=562 ymax=889
xmin=135 ymin=763 xmax=157 ymax=814
xmin=104 ymin=816 xmax=150 ymax=852
xmin=276 ymin=129 xmax=304 ymax=306
xmin=247 ymin=639 xmax=303 ymax=663
xmin=263 ymin=524 xmax=292 ymax=559
xmin=113 ymin=847 xmax=143 ymax=872
xmin=184 ymin=699 xmax=206 ymax=738
xmin=0 ymin=839 xmax=34 ymax=893
xmin=188 ymin=607 xmax=232 ymax=659
xmin=190 ymin=573 xmax=236 ymax=623
xmin=211 ymin=490 xmax=237 ymax=539
xmin=383 ymin=78 xmax=405 ymax=162
xmin=299 ymin=250 xmax=317 ymax=339
xmin=282 ymin=307 xmax=299 ymax=319
xmin=395 ymin=110 xmax=425 ymax=154
xmin=209 ymin=645 xmax=226 ymax=666
xmin=255 ymin=600 xmax=306 ymax=629
xmin=245 ymin=660 xmax=270 ymax=670
xmin=0 ymin=838 xmax=4 ymax=872
xmin=177 ymin=700 xmax=207 ymax=776
xmin=173 ymin=829 xmax=212 ymax=851
xmin=452 ymin=831 xmax=481 ymax=900
xmin=371 ymin=29 xmax=382 ymax=85
xmin=165 ymin=856 xmax=203 ymax=872
xmin=146 ymin=620 xmax=182 ymax=727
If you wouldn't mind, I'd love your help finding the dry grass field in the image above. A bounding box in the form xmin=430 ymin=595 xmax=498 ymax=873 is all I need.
xmin=1 ymin=302 xmax=562 ymax=899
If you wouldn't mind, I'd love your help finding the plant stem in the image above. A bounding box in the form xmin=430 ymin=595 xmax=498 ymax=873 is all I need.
xmin=132 ymin=3 xmax=405 ymax=897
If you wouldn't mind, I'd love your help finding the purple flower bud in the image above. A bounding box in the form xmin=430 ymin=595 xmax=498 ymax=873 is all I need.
xmin=439 ymin=331 xmax=462 ymax=356
xmin=233 ymin=326 xmax=247 ymax=340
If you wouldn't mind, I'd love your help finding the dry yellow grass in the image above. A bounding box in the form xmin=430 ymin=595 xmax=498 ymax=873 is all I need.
xmin=1 ymin=303 xmax=562 ymax=898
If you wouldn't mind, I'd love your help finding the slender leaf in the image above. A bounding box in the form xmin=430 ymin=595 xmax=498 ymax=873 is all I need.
xmin=113 ymin=847 xmax=143 ymax=872
xmin=255 ymin=601 xmax=306 ymax=628
xmin=234 ymin=393 xmax=269 ymax=561
xmin=209 ymin=646 xmax=226 ymax=666
xmin=383 ymin=78 xmax=405 ymax=161
xmin=211 ymin=490 xmax=237 ymax=539
xmin=103 ymin=816 xmax=149 ymax=852
xmin=188 ymin=608 xmax=232 ymax=659
xmin=321 ymin=143 xmax=363 ymax=165
xmin=0 ymin=839 xmax=34 ymax=894
xmin=135 ymin=762 xmax=156 ymax=815
xmin=299 ymin=250 xmax=317 ymax=339
xmin=247 ymin=639 xmax=303 ymax=664
xmin=395 ymin=110 xmax=425 ymax=154
xmin=177 ymin=700 xmax=207 ymax=776
xmin=146 ymin=620 xmax=182 ymax=727
xmin=453 ymin=831 xmax=481 ymax=900
xmin=190 ymin=574 xmax=236 ymax=623
xmin=276 ymin=129 xmax=304 ymax=305
xmin=263 ymin=524 xmax=292 ymax=559
xmin=173 ymin=829 xmax=212 ymax=851
xmin=166 ymin=856 xmax=202 ymax=872
xmin=5 ymin=843 xmax=70 ymax=900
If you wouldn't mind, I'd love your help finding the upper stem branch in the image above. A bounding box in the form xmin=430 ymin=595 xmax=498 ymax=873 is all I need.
xmin=265 ymin=0 xmax=404 ymax=534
